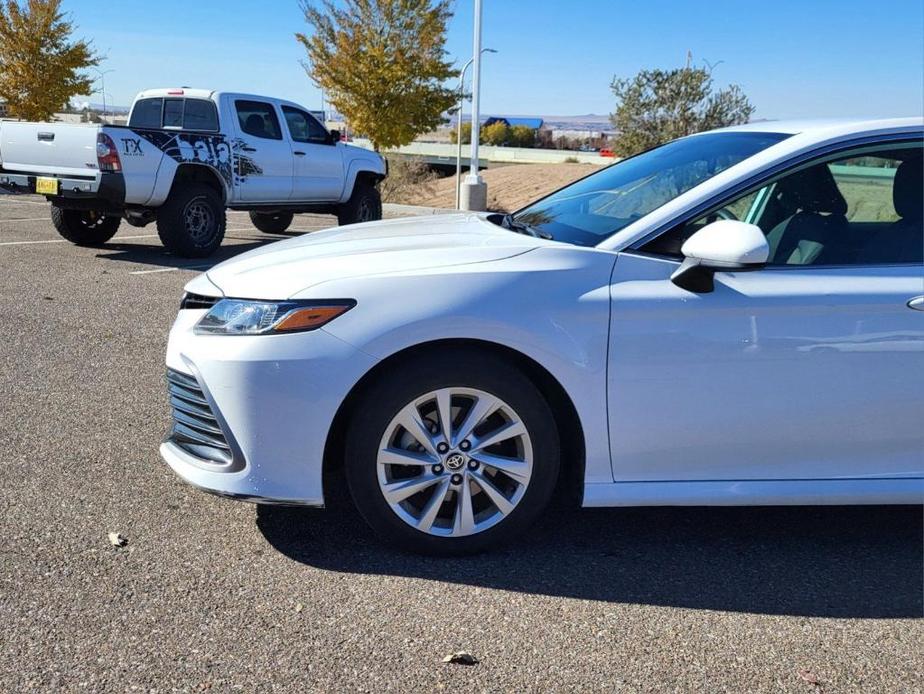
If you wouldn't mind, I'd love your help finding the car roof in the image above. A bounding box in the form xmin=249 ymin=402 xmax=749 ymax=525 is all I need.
xmin=714 ymin=117 xmax=923 ymax=136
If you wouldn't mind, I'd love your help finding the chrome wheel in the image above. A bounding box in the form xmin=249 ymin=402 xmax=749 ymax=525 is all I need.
xmin=183 ymin=198 xmax=215 ymax=242
xmin=377 ymin=387 xmax=533 ymax=537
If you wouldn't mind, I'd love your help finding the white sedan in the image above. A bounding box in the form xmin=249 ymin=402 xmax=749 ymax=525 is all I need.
xmin=161 ymin=118 xmax=924 ymax=554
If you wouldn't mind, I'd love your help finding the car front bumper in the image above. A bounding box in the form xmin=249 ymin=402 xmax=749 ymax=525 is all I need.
xmin=161 ymin=308 xmax=378 ymax=506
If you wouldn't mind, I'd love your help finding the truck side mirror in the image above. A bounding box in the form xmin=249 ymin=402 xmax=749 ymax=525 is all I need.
xmin=328 ymin=129 xmax=341 ymax=145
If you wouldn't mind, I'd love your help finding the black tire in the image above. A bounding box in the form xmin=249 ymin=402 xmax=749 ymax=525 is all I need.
xmin=336 ymin=179 xmax=382 ymax=226
xmin=50 ymin=206 xmax=120 ymax=246
xmin=156 ymin=184 xmax=225 ymax=257
xmin=249 ymin=210 xmax=294 ymax=234
xmin=345 ymin=349 xmax=560 ymax=555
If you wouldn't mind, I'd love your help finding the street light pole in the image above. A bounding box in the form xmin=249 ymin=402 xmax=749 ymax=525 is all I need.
xmin=460 ymin=0 xmax=488 ymax=211
xmin=455 ymin=47 xmax=496 ymax=210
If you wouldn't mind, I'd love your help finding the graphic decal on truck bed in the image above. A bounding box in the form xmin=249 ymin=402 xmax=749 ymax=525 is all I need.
xmin=132 ymin=129 xmax=263 ymax=188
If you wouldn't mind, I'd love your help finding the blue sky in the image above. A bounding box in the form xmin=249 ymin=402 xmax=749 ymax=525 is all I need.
xmin=63 ymin=0 xmax=923 ymax=119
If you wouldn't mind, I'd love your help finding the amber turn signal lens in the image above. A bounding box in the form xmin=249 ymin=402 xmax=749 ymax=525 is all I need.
xmin=273 ymin=305 xmax=353 ymax=332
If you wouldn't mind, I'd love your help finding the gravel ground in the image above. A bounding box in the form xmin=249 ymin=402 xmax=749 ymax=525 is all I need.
xmin=0 ymin=195 xmax=921 ymax=692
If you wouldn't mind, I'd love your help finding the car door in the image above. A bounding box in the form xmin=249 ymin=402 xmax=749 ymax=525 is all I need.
xmin=281 ymin=106 xmax=344 ymax=202
xmin=607 ymin=139 xmax=924 ymax=482
xmin=229 ymin=99 xmax=293 ymax=202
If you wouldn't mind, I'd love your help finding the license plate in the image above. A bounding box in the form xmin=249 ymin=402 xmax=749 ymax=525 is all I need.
xmin=35 ymin=176 xmax=59 ymax=195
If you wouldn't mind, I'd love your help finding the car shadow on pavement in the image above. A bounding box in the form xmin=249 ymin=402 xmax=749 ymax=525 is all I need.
xmin=256 ymin=501 xmax=923 ymax=618
xmin=92 ymin=237 xmax=274 ymax=271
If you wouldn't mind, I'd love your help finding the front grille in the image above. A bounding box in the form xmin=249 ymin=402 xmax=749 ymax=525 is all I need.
xmin=180 ymin=292 xmax=221 ymax=310
xmin=166 ymin=368 xmax=234 ymax=466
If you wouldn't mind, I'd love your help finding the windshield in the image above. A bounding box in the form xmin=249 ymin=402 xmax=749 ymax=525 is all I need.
xmin=515 ymin=131 xmax=790 ymax=246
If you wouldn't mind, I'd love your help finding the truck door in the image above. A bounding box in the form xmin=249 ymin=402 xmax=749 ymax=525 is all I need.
xmin=280 ymin=106 xmax=344 ymax=202
xmin=230 ymin=99 xmax=293 ymax=202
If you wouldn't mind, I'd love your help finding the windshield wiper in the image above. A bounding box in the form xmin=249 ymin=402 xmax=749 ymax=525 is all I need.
xmin=500 ymin=213 xmax=553 ymax=240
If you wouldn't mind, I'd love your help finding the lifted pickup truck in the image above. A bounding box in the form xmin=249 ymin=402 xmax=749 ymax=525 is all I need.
xmin=0 ymin=88 xmax=387 ymax=256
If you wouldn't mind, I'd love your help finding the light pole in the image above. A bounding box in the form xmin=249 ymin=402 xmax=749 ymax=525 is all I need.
xmin=460 ymin=0 xmax=488 ymax=211
xmin=455 ymin=48 xmax=496 ymax=210
xmin=94 ymin=68 xmax=115 ymax=120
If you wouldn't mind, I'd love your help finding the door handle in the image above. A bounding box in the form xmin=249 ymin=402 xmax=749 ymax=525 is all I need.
xmin=293 ymin=151 xmax=306 ymax=156
xmin=37 ymin=132 xmax=55 ymax=142
xmin=908 ymin=296 xmax=924 ymax=311
xmin=241 ymin=146 xmax=257 ymax=152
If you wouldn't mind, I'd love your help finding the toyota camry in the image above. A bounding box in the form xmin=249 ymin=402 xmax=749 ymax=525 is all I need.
xmin=161 ymin=118 xmax=923 ymax=554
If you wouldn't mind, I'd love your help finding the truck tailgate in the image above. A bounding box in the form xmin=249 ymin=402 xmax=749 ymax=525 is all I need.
xmin=0 ymin=121 xmax=100 ymax=178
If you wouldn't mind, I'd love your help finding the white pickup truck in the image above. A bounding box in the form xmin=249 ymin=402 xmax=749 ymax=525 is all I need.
xmin=0 ymin=88 xmax=387 ymax=256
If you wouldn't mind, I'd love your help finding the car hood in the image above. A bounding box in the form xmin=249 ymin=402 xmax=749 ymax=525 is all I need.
xmin=203 ymin=213 xmax=547 ymax=299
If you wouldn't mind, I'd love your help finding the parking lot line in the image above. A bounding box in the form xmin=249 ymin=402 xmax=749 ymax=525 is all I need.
xmin=0 ymin=233 xmax=158 ymax=246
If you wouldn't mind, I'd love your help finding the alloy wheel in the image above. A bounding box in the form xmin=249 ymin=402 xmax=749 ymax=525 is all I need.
xmin=376 ymin=387 xmax=533 ymax=537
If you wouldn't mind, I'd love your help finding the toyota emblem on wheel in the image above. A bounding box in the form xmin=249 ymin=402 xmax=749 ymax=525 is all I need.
xmin=445 ymin=453 xmax=466 ymax=470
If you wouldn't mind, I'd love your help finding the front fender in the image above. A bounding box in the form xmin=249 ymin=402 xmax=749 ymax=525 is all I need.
xmin=308 ymin=246 xmax=618 ymax=484
xmin=340 ymin=153 xmax=386 ymax=203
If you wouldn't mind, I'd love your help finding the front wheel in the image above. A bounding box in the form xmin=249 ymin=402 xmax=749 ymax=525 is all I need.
xmin=336 ymin=180 xmax=381 ymax=226
xmin=50 ymin=207 xmax=121 ymax=246
xmin=345 ymin=350 xmax=560 ymax=555
xmin=156 ymin=184 xmax=226 ymax=257
xmin=249 ymin=210 xmax=294 ymax=234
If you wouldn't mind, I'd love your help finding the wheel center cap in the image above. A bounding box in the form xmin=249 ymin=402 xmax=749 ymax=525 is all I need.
xmin=445 ymin=452 xmax=466 ymax=471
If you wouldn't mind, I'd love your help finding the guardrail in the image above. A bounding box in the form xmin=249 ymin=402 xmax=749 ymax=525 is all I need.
xmin=352 ymin=139 xmax=614 ymax=166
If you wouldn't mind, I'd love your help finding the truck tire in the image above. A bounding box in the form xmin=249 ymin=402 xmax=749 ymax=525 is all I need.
xmin=249 ymin=211 xmax=294 ymax=234
xmin=50 ymin=206 xmax=121 ymax=246
xmin=337 ymin=180 xmax=381 ymax=226
xmin=156 ymin=184 xmax=225 ymax=257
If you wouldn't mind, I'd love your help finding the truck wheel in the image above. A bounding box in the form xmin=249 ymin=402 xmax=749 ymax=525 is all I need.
xmin=249 ymin=211 xmax=294 ymax=234
xmin=156 ymin=184 xmax=225 ymax=257
xmin=337 ymin=180 xmax=381 ymax=226
xmin=50 ymin=207 xmax=121 ymax=246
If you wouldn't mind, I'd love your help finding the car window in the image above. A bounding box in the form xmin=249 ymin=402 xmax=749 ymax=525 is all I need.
xmin=129 ymin=98 xmax=163 ymax=129
xmin=163 ymin=98 xmax=183 ymax=128
xmin=282 ymin=106 xmax=329 ymax=143
xmin=514 ymin=131 xmax=790 ymax=246
xmin=642 ymin=142 xmax=923 ymax=266
xmin=235 ymin=100 xmax=282 ymax=140
xmin=183 ymin=99 xmax=219 ymax=131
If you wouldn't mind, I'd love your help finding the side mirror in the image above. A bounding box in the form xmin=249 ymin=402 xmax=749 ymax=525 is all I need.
xmin=328 ymin=129 xmax=341 ymax=144
xmin=670 ymin=219 xmax=769 ymax=293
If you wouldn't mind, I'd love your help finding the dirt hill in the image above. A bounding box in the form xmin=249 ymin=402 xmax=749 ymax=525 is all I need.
xmin=401 ymin=163 xmax=602 ymax=212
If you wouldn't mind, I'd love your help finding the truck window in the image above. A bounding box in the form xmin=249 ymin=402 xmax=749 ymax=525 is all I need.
xmin=282 ymin=106 xmax=329 ymax=144
xmin=184 ymin=99 xmax=219 ymax=131
xmin=235 ymin=100 xmax=282 ymax=140
xmin=129 ymin=98 xmax=163 ymax=129
xmin=163 ymin=98 xmax=184 ymax=128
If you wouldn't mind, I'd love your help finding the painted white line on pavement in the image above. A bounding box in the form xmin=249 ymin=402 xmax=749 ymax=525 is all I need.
xmin=0 ymin=217 xmax=53 ymax=223
xmin=0 ymin=233 xmax=158 ymax=246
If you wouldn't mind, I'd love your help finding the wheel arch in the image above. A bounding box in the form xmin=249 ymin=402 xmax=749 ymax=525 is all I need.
xmin=341 ymin=160 xmax=386 ymax=203
xmin=169 ymin=163 xmax=229 ymax=205
xmin=322 ymin=338 xmax=586 ymax=507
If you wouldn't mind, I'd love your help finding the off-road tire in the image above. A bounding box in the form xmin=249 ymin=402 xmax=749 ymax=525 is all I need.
xmin=336 ymin=180 xmax=382 ymax=226
xmin=249 ymin=211 xmax=294 ymax=234
xmin=156 ymin=184 xmax=226 ymax=258
xmin=50 ymin=206 xmax=121 ymax=246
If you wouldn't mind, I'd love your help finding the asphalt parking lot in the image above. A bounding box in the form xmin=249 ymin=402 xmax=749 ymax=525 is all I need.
xmin=0 ymin=194 xmax=921 ymax=692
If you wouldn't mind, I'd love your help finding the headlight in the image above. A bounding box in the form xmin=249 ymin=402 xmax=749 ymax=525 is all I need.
xmin=194 ymin=299 xmax=355 ymax=335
